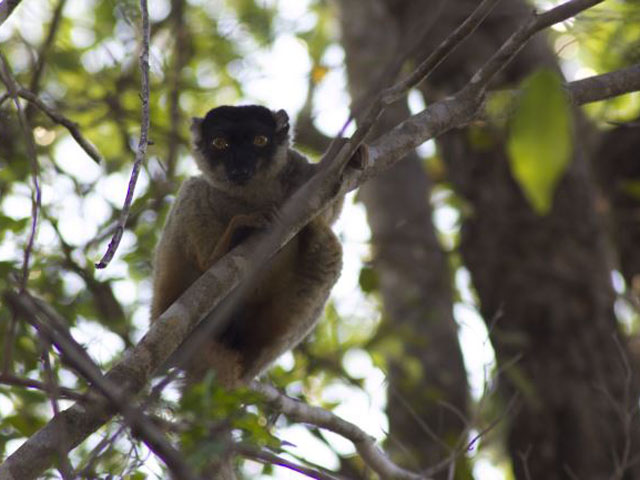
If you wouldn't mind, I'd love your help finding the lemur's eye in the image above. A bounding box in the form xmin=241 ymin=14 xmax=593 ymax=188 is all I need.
xmin=253 ymin=135 xmax=269 ymax=147
xmin=212 ymin=137 xmax=229 ymax=150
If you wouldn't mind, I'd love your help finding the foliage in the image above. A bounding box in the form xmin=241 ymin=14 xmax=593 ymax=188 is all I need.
xmin=506 ymin=69 xmax=573 ymax=215
xmin=572 ymin=1 xmax=640 ymax=122
xmin=0 ymin=0 xmax=363 ymax=476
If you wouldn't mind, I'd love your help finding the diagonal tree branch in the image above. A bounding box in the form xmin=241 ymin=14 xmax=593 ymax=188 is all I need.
xmin=250 ymin=382 xmax=427 ymax=480
xmin=16 ymin=88 xmax=104 ymax=164
xmin=338 ymin=0 xmax=505 ymax=162
xmin=26 ymin=0 xmax=67 ymax=102
xmin=467 ymin=0 xmax=604 ymax=92
xmin=380 ymin=0 xmax=503 ymax=106
xmin=236 ymin=445 xmax=345 ymax=480
xmin=0 ymin=0 xmax=22 ymax=28
xmin=4 ymin=291 xmax=199 ymax=480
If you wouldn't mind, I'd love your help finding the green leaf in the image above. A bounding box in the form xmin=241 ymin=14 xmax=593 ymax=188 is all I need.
xmin=507 ymin=69 xmax=573 ymax=215
xmin=6 ymin=412 xmax=46 ymax=436
xmin=620 ymin=180 xmax=640 ymax=199
xmin=358 ymin=266 xmax=379 ymax=294
xmin=0 ymin=215 xmax=29 ymax=233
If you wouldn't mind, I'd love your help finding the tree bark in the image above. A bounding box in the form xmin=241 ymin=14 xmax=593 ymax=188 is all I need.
xmin=382 ymin=1 xmax=640 ymax=478
xmin=595 ymin=116 xmax=640 ymax=288
xmin=338 ymin=2 xmax=469 ymax=475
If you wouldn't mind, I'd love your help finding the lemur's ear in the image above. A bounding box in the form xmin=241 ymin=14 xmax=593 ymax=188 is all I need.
xmin=273 ymin=109 xmax=289 ymax=135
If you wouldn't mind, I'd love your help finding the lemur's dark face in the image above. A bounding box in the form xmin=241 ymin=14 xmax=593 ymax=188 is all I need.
xmin=192 ymin=105 xmax=289 ymax=187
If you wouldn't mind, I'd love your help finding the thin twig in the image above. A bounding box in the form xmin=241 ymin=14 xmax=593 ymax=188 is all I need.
xmin=0 ymin=0 xmax=22 ymax=27
xmin=76 ymin=423 xmax=128 ymax=478
xmin=95 ymin=0 xmax=151 ymax=269
xmin=15 ymin=88 xmax=103 ymax=164
xmin=39 ymin=341 xmax=75 ymax=480
xmin=0 ymin=53 xmax=41 ymax=293
xmin=467 ymin=0 xmax=605 ymax=94
xmin=607 ymin=332 xmax=639 ymax=479
xmin=5 ymin=290 xmax=200 ymax=480
xmin=347 ymin=0 xmax=468 ymax=117
xmin=26 ymin=0 xmax=67 ymax=102
xmin=0 ymin=373 xmax=83 ymax=400
xmin=251 ymin=382 xmax=427 ymax=480
xmin=236 ymin=445 xmax=345 ymax=480
xmin=381 ymin=0 xmax=503 ymax=105
xmin=338 ymin=0 xmax=505 ymax=165
xmin=518 ymin=446 xmax=533 ymax=480
xmin=386 ymin=380 xmax=454 ymax=455
xmin=43 ymin=211 xmax=133 ymax=348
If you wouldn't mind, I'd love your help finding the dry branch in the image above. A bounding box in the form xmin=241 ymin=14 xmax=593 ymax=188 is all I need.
xmin=4 ymin=291 xmax=199 ymax=480
xmin=250 ymin=382 xmax=427 ymax=480
xmin=95 ymin=0 xmax=151 ymax=269
xmin=342 ymin=0 xmax=505 ymax=163
xmin=27 ymin=0 xmax=67 ymax=102
xmin=467 ymin=0 xmax=604 ymax=91
xmin=16 ymin=88 xmax=103 ymax=164
xmin=0 ymin=0 xmax=22 ymax=27
xmin=569 ymin=63 xmax=640 ymax=105
xmin=0 ymin=54 xmax=41 ymax=294
xmin=237 ymin=445 xmax=343 ymax=480
xmin=0 ymin=373 xmax=83 ymax=400
xmin=381 ymin=0 xmax=503 ymax=106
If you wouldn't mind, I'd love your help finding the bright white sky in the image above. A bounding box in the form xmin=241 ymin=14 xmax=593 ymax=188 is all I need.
xmin=0 ymin=0 xmax=511 ymax=478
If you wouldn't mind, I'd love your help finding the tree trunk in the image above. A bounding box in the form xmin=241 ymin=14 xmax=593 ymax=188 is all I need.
xmin=379 ymin=1 xmax=640 ymax=478
xmin=338 ymin=2 xmax=470 ymax=476
xmin=595 ymin=116 xmax=640 ymax=288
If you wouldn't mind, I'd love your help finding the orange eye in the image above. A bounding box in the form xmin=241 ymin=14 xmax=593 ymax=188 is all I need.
xmin=253 ymin=135 xmax=269 ymax=147
xmin=212 ymin=137 xmax=229 ymax=150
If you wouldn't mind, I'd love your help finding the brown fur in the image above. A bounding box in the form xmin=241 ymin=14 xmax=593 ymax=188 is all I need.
xmin=150 ymin=109 xmax=345 ymax=389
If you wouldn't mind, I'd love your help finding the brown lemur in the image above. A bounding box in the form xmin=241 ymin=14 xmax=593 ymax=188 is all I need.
xmin=151 ymin=105 xmax=363 ymax=388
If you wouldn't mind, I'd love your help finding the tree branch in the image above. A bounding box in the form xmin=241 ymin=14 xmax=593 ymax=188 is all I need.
xmin=467 ymin=0 xmax=604 ymax=93
xmin=381 ymin=0 xmax=503 ymax=106
xmin=0 ymin=0 xmax=22 ymax=28
xmin=0 ymin=373 xmax=83 ymax=400
xmin=16 ymin=88 xmax=103 ymax=164
xmin=26 ymin=0 xmax=67 ymax=108
xmin=95 ymin=0 xmax=151 ymax=269
xmin=250 ymin=382 xmax=427 ymax=480
xmin=0 ymin=53 xmax=41 ymax=293
xmin=344 ymin=0 xmax=505 ymax=158
xmin=366 ymin=60 xmax=640 ymax=181
xmin=568 ymin=63 xmax=640 ymax=105
xmin=4 ymin=291 xmax=199 ymax=480
xmin=237 ymin=445 xmax=344 ymax=480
